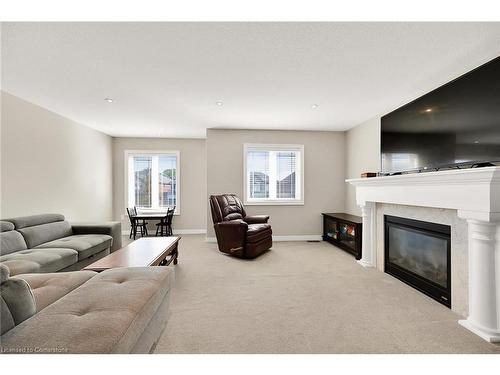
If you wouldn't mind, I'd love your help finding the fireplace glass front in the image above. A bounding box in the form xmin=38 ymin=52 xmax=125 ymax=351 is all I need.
xmin=385 ymin=215 xmax=451 ymax=307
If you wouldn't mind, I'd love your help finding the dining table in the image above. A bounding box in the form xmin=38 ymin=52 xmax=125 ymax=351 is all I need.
xmin=132 ymin=213 xmax=168 ymax=240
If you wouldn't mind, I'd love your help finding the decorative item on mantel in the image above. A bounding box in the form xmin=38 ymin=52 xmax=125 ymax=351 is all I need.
xmin=321 ymin=213 xmax=362 ymax=260
xmin=361 ymin=172 xmax=377 ymax=178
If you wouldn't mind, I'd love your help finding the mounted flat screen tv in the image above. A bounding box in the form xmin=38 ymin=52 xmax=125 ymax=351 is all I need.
xmin=381 ymin=56 xmax=500 ymax=174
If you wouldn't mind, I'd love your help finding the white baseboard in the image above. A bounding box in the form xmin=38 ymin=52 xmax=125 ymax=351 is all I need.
xmin=122 ymin=229 xmax=206 ymax=236
xmin=174 ymin=229 xmax=207 ymax=235
xmin=206 ymin=235 xmax=322 ymax=243
xmin=272 ymin=235 xmax=322 ymax=241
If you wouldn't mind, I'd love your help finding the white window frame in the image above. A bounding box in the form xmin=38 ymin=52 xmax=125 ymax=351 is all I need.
xmin=243 ymin=143 xmax=304 ymax=206
xmin=124 ymin=150 xmax=180 ymax=215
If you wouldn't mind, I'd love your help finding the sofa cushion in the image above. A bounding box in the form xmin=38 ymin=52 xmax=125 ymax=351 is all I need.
xmin=1 ymin=263 xmax=36 ymax=335
xmin=5 ymin=213 xmax=65 ymax=229
xmin=13 ymin=271 xmax=96 ymax=312
xmin=17 ymin=221 xmax=73 ymax=249
xmin=0 ymin=230 xmax=28 ymax=256
xmin=0 ymin=267 xmax=174 ymax=353
xmin=0 ymin=263 xmax=9 ymax=283
xmin=71 ymin=222 xmax=122 ymax=252
xmin=0 ymin=221 xmax=15 ymax=232
xmin=246 ymin=223 xmax=272 ymax=243
xmin=35 ymin=234 xmax=113 ymax=261
xmin=0 ymin=248 xmax=78 ymax=276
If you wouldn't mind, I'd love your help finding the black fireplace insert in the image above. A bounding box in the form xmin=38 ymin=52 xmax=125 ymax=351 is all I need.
xmin=384 ymin=215 xmax=451 ymax=308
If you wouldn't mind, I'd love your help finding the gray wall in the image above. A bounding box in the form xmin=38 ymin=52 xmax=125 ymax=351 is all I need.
xmin=206 ymin=129 xmax=346 ymax=237
xmin=0 ymin=91 xmax=113 ymax=221
xmin=112 ymin=137 xmax=206 ymax=232
xmin=1 ymin=90 xmax=378 ymax=230
xmin=345 ymin=117 xmax=381 ymax=216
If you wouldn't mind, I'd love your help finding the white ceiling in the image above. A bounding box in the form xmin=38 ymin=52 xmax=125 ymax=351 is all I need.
xmin=2 ymin=22 xmax=500 ymax=138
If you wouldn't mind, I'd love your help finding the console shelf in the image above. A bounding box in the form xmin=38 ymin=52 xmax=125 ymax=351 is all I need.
xmin=321 ymin=213 xmax=362 ymax=260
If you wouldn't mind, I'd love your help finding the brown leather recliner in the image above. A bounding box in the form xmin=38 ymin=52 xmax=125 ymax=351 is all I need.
xmin=209 ymin=194 xmax=272 ymax=259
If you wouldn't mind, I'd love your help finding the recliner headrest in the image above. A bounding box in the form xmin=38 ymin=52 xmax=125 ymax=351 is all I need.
xmin=209 ymin=194 xmax=246 ymax=223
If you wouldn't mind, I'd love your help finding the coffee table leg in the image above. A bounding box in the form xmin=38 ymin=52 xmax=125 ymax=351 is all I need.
xmin=173 ymin=242 xmax=178 ymax=265
xmin=157 ymin=243 xmax=179 ymax=266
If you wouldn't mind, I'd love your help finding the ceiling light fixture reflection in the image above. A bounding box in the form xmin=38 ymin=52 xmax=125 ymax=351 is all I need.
xmin=104 ymin=98 xmax=114 ymax=103
xmin=216 ymin=101 xmax=224 ymax=106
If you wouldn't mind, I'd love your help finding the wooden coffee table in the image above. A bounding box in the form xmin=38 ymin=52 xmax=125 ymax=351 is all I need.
xmin=84 ymin=236 xmax=180 ymax=272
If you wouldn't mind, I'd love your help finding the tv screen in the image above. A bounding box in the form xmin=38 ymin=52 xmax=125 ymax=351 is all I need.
xmin=381 ymin=56 xmax=500 ymax=174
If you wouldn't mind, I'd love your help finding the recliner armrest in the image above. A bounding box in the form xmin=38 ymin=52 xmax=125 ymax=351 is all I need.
xmin=244 ymin=215 xmax=270 ymax=224
xmin=71 ymin=222 xmax=122 ymax=252
xmin=213 ymin=220 xmax=248 ymax=256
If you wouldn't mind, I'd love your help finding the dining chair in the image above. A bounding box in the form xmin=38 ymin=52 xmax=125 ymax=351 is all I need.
xmin=165 ymin=206 xmax=175 ymax=236
xmin=155 ymin=207 xmax=175 ymax=236
xmin=134 ymin=207 xmax=149 ymax=237
xmin=126 ymin=207 xmax=138 ymax=239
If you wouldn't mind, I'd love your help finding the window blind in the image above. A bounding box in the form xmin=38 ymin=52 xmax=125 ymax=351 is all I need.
xmin=248 ymin=151 xmax=270 ymax=198
xmin=244 ymin=144 xmax=303 ymax=204
xmin=276 ymin=151 xmax=297 ymax=198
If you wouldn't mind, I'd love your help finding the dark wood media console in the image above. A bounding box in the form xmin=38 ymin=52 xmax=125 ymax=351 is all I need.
xmin=321 ymin=213 xmax=362 ymax=259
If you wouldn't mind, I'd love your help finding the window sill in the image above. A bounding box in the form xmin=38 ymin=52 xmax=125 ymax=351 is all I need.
xmin=133 ymin=209 xmax=180 ymax=216
xmin=244 ymin=200 xmax=304 ymax=206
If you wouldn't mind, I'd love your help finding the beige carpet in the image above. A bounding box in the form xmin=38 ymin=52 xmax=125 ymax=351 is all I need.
xmin=136 ymin=235 xmax=500 ymax=354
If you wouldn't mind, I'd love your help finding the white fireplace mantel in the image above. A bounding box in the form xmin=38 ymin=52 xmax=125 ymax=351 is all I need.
xmin=346 ymin=166 xmax=500 ymax=342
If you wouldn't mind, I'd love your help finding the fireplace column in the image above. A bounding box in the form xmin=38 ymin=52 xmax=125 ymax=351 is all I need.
xmin=357 ymin=201 xmax=376 ymax=268
xmin=458 ymin=212 xmax=500 ymax=342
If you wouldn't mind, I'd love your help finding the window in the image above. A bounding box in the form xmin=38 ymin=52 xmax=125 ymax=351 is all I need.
xmin=126 ymin=151 xmax=180 ymax=214
xmin=244 ymin=144 xmax=304 ymax=205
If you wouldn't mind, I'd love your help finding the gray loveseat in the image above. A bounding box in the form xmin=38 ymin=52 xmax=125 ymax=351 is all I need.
xmin=0 ymin=263 xmax=173 ymax=353
xmin=0 ymin=214 xmax=121 ymax=276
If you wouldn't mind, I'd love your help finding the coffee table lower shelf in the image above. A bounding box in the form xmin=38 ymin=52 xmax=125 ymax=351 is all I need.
xmin=84 ymin=236 xmax=180 ymax=272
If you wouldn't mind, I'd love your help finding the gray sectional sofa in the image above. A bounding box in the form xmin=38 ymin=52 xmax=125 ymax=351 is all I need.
xmin=0 ymin=263 xmax=174 ymax=353
xmin=0 ymin=213 xmax=174 ymax=354
xmin=0 ymin=214 xmax=122 ymax=276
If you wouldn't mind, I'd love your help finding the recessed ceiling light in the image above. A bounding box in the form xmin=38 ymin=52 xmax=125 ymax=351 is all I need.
xmin=474 ymin=140 xmax=480 ymax=144
xmin=104 ymin=98 xmax=114 ymax=103
xmin=312 ymin=104 xmax=319 ymax=109
xmin=216 ymin=101 xmax=223 ymax=106
xmin=424 ymin=108 xmax=432 ymax=113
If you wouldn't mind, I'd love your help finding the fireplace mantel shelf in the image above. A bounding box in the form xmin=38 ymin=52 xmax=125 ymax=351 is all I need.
xmin=346 ymin=166 xmax=500 ymax=221
xmin=347 ymin=165 xmax=500 ymax=186
xmin=346 ymin=166 xmax=500 ymax=343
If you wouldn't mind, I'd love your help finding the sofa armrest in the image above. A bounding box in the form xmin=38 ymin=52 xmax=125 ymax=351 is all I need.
xmin=214 ymin=220 xmax=248 ymax=256
xmin=244 ymin=215 xmax=270 ymax=224
xmin=71 ymin=222 xmax=122 ymax=252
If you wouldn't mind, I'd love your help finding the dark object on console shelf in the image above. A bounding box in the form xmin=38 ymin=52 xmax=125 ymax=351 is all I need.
xmin=322 ymin=213 xmax=362 ymax=260
xmin=361 ymin=172 xmax=377 ymax=178
xmin=471 ymin=161 xmax=496 ymax=168
xmin=210 ymin=194 xmax=272 ymax=259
